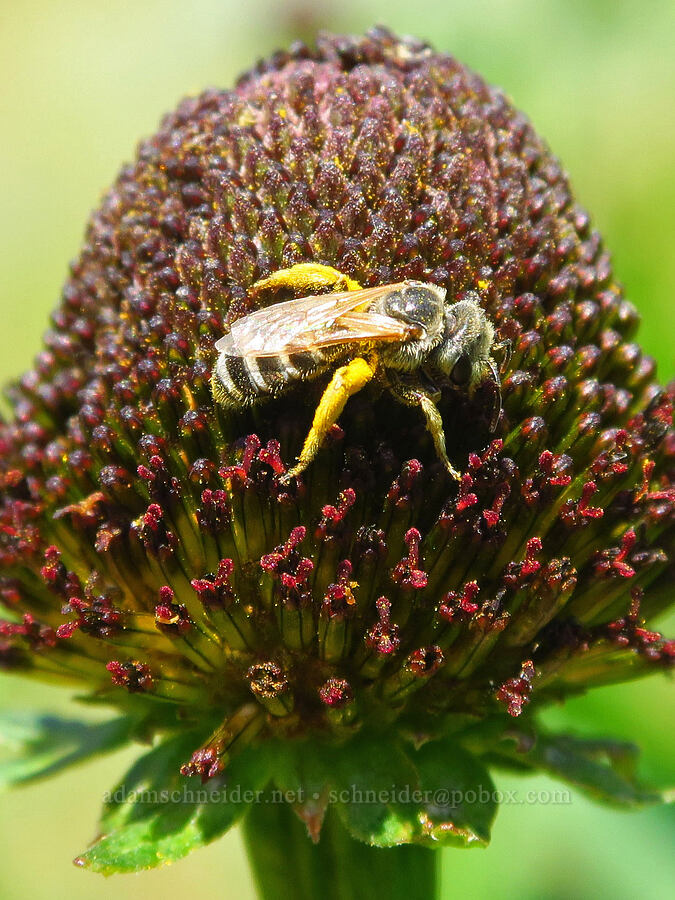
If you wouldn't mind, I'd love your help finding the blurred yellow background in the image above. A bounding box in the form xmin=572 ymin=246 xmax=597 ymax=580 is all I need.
xmin=0 ymin=1 xmax=673 ymax=897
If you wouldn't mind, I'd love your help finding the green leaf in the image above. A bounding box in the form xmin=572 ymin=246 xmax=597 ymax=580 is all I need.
xmin=329 ymin=735 xmax=420 ymax=847
xmin=528 ymin=734 xmax=664 ymax=807
xmin=289 ymin=733 xmax=499 ymax=849
xmin=412 ymin=740 xmax=497 ymax=848
xmin=78 ymin=732 xmax=274 ymax=875
xmin=0 ymin=712 xmax=135 ymax=788
xmin=463 ymin=717 xmax=667 ymax=808
xmin=271 ymin=740 xmax=332 ymax=841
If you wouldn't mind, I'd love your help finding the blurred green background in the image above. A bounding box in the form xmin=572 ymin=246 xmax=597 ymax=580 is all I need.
xmin=0 ymin=1 xmax=673 ymax=897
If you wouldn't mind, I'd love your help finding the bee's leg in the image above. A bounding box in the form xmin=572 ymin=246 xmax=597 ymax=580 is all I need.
xmin=251 ymin=263 xmax=361 ymax=297
xmin=281 ymin=356 xmax=376 ymax=482
xmin=388 ymin=380 xmax=462 ymax=481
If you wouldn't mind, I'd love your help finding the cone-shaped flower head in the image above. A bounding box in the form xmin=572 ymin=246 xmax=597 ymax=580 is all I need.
xmin=0 ymin=28 xmax=672 ymax=867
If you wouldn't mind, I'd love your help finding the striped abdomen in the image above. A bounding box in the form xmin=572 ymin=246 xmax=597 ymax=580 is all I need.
xmin=211 ymin=350 xmax=329 ymax=407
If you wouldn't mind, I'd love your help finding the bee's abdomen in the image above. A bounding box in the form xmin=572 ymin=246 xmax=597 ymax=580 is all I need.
xmin=212 ymin=352 xmax=325 ymax=406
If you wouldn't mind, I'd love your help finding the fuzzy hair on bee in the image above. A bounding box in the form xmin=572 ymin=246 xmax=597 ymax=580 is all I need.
xmin=211 ymin=263 xmax=500 ymax=483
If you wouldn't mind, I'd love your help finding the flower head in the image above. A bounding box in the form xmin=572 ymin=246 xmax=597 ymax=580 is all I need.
xmin=1 ymin=28 xmax=672 ymax=872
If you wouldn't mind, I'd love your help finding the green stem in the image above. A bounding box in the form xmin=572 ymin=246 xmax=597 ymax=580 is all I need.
xmin=242 ymin=801 xmax=439 ymax=900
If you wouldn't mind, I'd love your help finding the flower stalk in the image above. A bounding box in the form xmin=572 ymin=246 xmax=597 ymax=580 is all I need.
xmin=243 ymin=801 xmax=439 ymax=900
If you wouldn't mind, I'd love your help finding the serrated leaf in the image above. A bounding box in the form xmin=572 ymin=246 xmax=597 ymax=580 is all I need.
xmin=78 ymin=732 xmax=273 ymax=874
xmin=412 ymin=740 xmax=497 ymax=848
xmin=530 ymin=734 xmax=664 ymax=807
xmin=464 ymin=718 xmax=667 ymax=808
xmin=329 ymin=735 xmax=420 ymax=847
xmin=0 ymin=712 xmax=135 ymax=788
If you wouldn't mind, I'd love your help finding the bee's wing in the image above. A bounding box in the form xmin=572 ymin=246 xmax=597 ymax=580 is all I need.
xmin=215 ymin=284 xmax=416 ymax=358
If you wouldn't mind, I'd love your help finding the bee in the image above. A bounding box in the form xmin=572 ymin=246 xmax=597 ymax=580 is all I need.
xmin=212 ymin=263 xmax=500 ymax=483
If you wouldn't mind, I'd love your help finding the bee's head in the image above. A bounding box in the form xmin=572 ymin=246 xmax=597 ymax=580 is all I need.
xmin=428 ymin=295 xmax=493 ymax=383
xmin=427 ymin=293 xmax=501 ymax=427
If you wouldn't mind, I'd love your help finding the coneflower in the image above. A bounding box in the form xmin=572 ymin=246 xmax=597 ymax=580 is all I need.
xmin=0 ymin=27 xmax=672 ymax=899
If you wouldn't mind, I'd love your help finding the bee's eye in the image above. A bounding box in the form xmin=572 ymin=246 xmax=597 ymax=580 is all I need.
xmin=450 ymin=355 xmax=472 ymax=386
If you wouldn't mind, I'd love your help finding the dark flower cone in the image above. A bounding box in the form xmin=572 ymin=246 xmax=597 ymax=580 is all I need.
xmin=0 ymin=27 xmax=672 ymax=885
